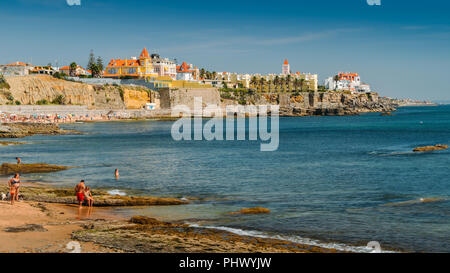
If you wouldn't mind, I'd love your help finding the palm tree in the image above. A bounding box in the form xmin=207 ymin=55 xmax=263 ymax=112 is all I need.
xmin=274 ymin=76 xmax=280 ymax=92
xmin=286 ymin=75 xmax=292 ymax=92
xmin=300 ymin=79 xmax=305 ymax=92
xmin=259 ymin=78 xmax=266 ymax=92
xmin=294 ymin=78 xmax=300 ymax=91
xmin=250 ymin=76 xmax=258 ymax=90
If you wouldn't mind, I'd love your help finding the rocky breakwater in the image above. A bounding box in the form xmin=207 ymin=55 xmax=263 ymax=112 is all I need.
xmin=0 ymin=123 xmax=80 ymax=138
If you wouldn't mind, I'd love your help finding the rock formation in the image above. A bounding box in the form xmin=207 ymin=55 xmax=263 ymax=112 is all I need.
xmin=413 ymin=145 xmax=449 ymax=152
xmin=0 ymin=163 xmax=71 ymax=175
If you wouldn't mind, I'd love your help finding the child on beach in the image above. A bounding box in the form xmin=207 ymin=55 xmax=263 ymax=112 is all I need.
xmin=84 ymin=186 xmax=94 ymax=207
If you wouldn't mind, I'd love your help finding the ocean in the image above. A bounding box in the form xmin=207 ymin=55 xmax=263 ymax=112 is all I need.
xmin=1 ymin=105 xmax=449 ymax=252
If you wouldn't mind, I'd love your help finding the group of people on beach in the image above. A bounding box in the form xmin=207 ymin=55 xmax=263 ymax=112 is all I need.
xmin=74 ymin=180 xmax=94 ymax=208
xmin=6 ymin=174 xmax=95 ymax=208
xmin=0 ymin=112 xmax=130 ymax=124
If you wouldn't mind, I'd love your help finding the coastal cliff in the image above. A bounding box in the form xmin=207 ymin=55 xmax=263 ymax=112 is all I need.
xmin=161 ymin=88 xmax=396 ymax=116
xmin=0 ymin=76 xmax=395 ymax=116
xmin=220 ymin=89 xmax=395 ymax=116
xmin=0 ymin=75 xmax=151 ymax=109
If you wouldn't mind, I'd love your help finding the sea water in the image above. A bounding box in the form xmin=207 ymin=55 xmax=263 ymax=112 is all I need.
xmin=1 ymin=105 xmax=449 ymax=252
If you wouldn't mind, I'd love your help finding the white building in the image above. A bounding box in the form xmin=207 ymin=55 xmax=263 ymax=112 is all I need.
xmin=176 ymin=62 xmax=199 ymax=81
xmin=282 ymin=59 xmax=290 ymax=75
xmin=151 ymin=54 xmax=177 ymax=80
xmin=325 ymin=72 xmax=371 ymax=93
xmin=0 ymin=62 xmax=32 ymax=76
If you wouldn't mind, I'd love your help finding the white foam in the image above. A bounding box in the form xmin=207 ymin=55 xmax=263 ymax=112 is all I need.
xmin=187 ymin=223 xmax=397 ymax=253
xmin=107 ymin=189 xmax=126 ymax=196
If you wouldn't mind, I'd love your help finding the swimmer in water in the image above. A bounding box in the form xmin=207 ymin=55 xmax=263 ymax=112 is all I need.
xmin=115 ymin=169 xmax=120 ymax=180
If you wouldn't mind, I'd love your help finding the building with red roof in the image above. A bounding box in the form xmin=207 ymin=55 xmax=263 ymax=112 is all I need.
xmin=176 ymin=61 xmax=199 ymax=81
xmin=104 ymin=48 xmax=158 ymax=79
xmin=0 ymin=61 xmax=33 ymax=76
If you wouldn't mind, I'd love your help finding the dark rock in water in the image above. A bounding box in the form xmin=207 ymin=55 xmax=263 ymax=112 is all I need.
xmin=413 ymin=145 xmax=449 ymax=152
xmin=229 ymin=207 xmax=271 ymax=215
xmin=130 ymin=216 xmax=182 ymax=227
xmin=4 ymin=224 xmax=48 ymax=233
xmin=0 ymin=163 xmax=71 ymax=175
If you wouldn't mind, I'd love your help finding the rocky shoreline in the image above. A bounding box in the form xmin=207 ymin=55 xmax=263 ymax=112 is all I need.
xmin=0 ymin=183 xmax=343 ymax=253
xmin=0 ymin=123 xmax=80 ymax=138
xmin=72 ymin=216 xmax=342 ymax=253
xmin=0 ymin=185 xmax=188 ymax=207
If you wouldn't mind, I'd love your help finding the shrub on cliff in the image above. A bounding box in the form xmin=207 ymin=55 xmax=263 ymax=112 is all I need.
xmin=36 ymin=99 xmax=49 ymax=105
xmin=52 ymin=72 xmax=68 ymax=80
xmin=0 ymin=75 xmax=10 ymax=90
xmin=51 ymin=95 xmax=65 ymax=105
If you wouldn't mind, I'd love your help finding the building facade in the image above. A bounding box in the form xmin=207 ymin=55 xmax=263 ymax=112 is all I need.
xmin=59 ymin=65 xmax=90 ymax=76
xmin=104 ymin=48 xmax=158 ymax=79
xmin=325 ymin=72 xmax=371 ymax=93
xmin=151 ymin=54 xmax=177 ymax=80
xmin=176 ymin=62 xmax=199 ymax=81
xmin=282 ymin=59 xmax=290 ymax=75
xmin=0 ymin=62 xmax=32 ymax=76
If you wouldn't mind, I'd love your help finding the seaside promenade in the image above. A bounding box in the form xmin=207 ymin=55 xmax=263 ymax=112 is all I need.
xmin=0 ymin=105 xmax=173 ymax=123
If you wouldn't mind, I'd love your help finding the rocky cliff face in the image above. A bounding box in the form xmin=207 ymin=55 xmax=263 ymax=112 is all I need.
xmin=0 ymin=75 xmax=152 ymax=110
xmin=220 ymin=90 xmax=396 ymax=116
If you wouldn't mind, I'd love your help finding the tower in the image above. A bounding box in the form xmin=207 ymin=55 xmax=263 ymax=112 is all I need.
xmin=139 ymin=47 xmax=152 ymax=76
xmin=282 ymin=59 xmax=290 ymax=75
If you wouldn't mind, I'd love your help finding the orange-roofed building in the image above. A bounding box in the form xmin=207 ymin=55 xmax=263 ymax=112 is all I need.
xmin=0 ymin=61 xmax=33 ymax=76
xmin=176 ymin=61 xmax=199 ymax=81
xmin=103 ymin=48 xmax=158 ymax=79
xmin=59 ymin=65 xmax=90 ymax=76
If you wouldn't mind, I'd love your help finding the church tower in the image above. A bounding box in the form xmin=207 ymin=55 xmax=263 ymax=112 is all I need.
xmin=282 ymin=59 xmax=290 ymax=75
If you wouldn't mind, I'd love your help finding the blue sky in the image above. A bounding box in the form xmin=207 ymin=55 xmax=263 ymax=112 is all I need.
xmin=1 ymin=0 xmax=450 ymax=101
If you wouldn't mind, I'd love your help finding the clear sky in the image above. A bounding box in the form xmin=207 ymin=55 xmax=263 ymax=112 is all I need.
xmin=1 ymin=0 xmax=449 ymax=101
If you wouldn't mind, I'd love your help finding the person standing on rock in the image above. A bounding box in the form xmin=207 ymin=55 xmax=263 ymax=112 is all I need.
xmin=74 ymin=180 xmax=86 ymax=208
xmin=16 ymin=157 xmax=21 ymax=164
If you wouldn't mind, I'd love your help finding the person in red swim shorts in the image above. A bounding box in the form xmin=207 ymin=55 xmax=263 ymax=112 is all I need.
xmin=74 ymin=180 xmax=86 ymax=208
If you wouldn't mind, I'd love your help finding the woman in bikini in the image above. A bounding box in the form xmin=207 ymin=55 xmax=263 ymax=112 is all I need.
xmin=9 ymin=173 xmax=21 ymax=203
xmin=8 ymin=174 xmax=20 ymax=205
xmin=84 ymin=186 xmax=94 ymax=207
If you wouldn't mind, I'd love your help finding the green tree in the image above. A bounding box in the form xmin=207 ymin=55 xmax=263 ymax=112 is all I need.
xmin=91 ymin=63 xmax=101 ymax=78
xmin=69 ymin=62 xmax=77 ymax=77
xmin=274 ymin=76 xmax=280 ymax=92
xmin=200 ymin=68 xmax=206 ymax=79
xmin=96 ymin=56 xmax=104 ymax=76
xmin=250 ymin=76 xmax=258 ymax=90
xmin=259 ymin=78 xmax=266 ymax=92
xmin=87 ymin=50 xmax=96 ymax=72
